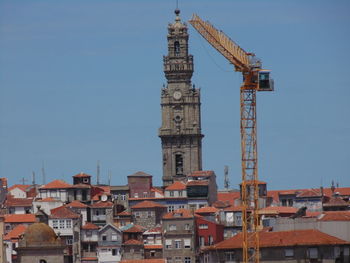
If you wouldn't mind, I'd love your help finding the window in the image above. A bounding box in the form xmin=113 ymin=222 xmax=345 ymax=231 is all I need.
xmin=174 ymin=41 xmax=180 ymax=56
xmin=199 ymin=224 xmax=208 ymax=229
xmin=9 ymin=208 xmax=15 ymax=214
xmin=285 ymin=248 xmax=294 ymax=257
xmin=184 ymin=257 xmax=191 ymax=263
xmin=66 ymin=238 xmax=73 ymax=245
xmin=52 ymin=220 xmax=58 ymax=229
xmin=102 ymin=235 xmax=107 ymax=241
xmin=12 ymin=243 xmax=16 ymax=250
xmin=168 ymin=205 xmax=175 ymax=212
xmin=134 ymin=193 xmax=138 ymax=198
xmin=111 ymin=234 xmax=118 ymax=241
xmin=179 ymin=205 xmax=185 ymax=209
xmin=169 ymin=224 xmax=177 ymax=231
xmin=166 ymin=257 xmax=172 ymax=263
xmin=66 ymin=220 xmax=72 ymax=228
xmin=86 ymin=230 xmax=92 ymax=237
xmin=178 ymin=191 xmax=183 ymax=197
xmin=184 ymin=224 xmax=190 ymax=230
xmin=307 ymin=248 xmax=318 ymax=259
xmin=170 ymin=191 xmax=174 ymax=197
xmin=95 ymin=210 xmax=100 ymax=216
xmin=121 ymin=194 xmax=126 ymax=200
xmin=135 ymin=212 xmax=140 ymax=218
xmin=175 ymin=154 xmax=183 ymax=175
xmin=175 ymin=257 xmax=182 ymax=263
xmin=148 ymin=211 xmax=152 ymax=218
xmin=175 ymin=240 xmax=181 ymax=249
xmin=143 ymin=192 xmax=148 ymax=198
xmin=39 ymin=260 xmax=47 ymax=263
xmin=225 ymin=252 xmax=235 ymax=261
xmin=59 ymin=220 xmax=65 ymax=229
xmin=208 ymin=235 xmax=213 ymax=245
xmin=112 ymin=249 xmax=117 ymax=256
xmin=199 ymin=236 xmax=205 ymax=247
xmin=184 ymin=239 xmax=191 ymax=248
xmin=165 ymin=239 xmax=172 ymax=249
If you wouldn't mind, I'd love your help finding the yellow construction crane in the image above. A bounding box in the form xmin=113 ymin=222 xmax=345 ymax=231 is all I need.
xmin=189 ymin=14 xmax=274 ymax=263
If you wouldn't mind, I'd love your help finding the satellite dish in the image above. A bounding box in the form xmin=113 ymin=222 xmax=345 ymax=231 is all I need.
xmin=101 ymin=194 xmax=108 ymax=202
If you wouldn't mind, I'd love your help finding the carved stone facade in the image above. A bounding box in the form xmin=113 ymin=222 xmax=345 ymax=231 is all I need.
xmin=159 ymin=9 xmax=204 ymax=187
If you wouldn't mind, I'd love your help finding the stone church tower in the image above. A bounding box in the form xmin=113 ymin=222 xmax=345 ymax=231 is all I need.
xmin=159 ymin=9 xmax=204 ymax=187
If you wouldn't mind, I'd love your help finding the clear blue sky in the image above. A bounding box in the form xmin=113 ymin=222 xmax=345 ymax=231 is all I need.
xmin=0 ymin=0 xmax=349 ymax=190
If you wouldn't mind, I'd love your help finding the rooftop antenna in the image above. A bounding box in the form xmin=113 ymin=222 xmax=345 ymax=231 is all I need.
xmin=32 ymin=171 xmax=36 ymax=185
xmin=21 ymin=177 xmax=28 ymax=185
xmin=41 ymin=161 xmax=46 ymax=185
xmin=224 ymin=165 xmax=230 ymax=190
xmin=108 ymin=169 xmax=112 ymax=186
xmin=97 ymin=160 xmax=100 ymax=185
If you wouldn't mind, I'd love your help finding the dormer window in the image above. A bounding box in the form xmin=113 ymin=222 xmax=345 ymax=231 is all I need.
xmin=174 ymin=41 xmax=180 ymax=56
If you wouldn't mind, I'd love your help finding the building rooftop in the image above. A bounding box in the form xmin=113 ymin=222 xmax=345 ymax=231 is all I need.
xmin=4 ymin=214 xmax=36 ymax=223
xmin=40 ymin=179 xmax=72 ymax=189
xmin=8 ymin=184 xmax=31 ymax=192
xmin=82 ymin=222 xmax=100 ymax=230
xmin=73 ymin=172 xmax=91 ymax=178
xmin=131 ymin=200 xmax=166 ymax=209
xmin=5 ymin=196 xmax=34 ymax=207
xmin=195 ymin=206 xmax=218 ymax=214
xmin=66 ymin=200 xmax=88 ymax=208
xmin=206 ymin=229 xmax=349 ymax=250
xmin=259 ymin=206 xmax=298 ymax=215
xmin=50 ymin=206 xmax=80 ymax=219
xmin=123 ymin=224 xmax=145 ymax=233
xmin=90 ymin=201 xmax=113 ymax=208
xmin=4 ymin=224 xmax=27 ymax=240
xmin=128 ymin=171 xmax=152 ymax=177
xmin=163 ymin=208 xmax=193 ymax=219
xmin=123 ymin=239 xmax=144 ymax=245
xmin=165 ymin=181 xmax=186 ymax=191
xmin=318 ymin=211 xmax=350 ymax=221
xmin=188 ymin=170 xmax=215 ymax=177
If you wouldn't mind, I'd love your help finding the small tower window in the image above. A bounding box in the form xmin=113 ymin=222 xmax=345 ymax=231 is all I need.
xmin=174 ymin=41 xmax=180 ymax=56
xmin=175 ymin=154 xmax=183 ymax=175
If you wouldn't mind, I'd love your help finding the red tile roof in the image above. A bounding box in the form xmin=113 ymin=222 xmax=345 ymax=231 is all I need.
xmin=4 ymin=224 xmax=27 ymax=240
xmin=90 ymin=201 xmax=113 ymax=208
xmin=67 ymin=200 xmax=88 ymax=208
xmin=223 ymin=205 xmax=244 ymax=212
xmin=165 ymin=181 xmax=186 ymax=191
xmin=163 ymin=208 xmax=194 ymax=219
xmin=38 ymin=197 xmax=60 ymax=202
xmin=217 ymin=191 xmax=241 ymax=206
xmin=81 ymin=257 xmax=98 ymax=261
xmin=187 ymin=180 xmax=208 ymax=186
xmin=5 ymin=197 xmax=33 ymax=207
xmin=40 ymin=180 xmax=72 ymax=189
xmin=259 ymin=206 xmax=298 ymax=214
xmin=50 ymin=206 xmax=80 ymax=219
xmin=8 ymin=184 xmax=31 ymax=192
xmin=123 ymin=225 xmax=145 ymax=233
xmin=121 ymin=259 xmax=165 ymax=263
xmin=208 ymin=229 xmax=349 ymax=250
xmin=323 ymin=197 xmax=349 ymax=207
xmin=73 ymin=172 xmax=91 ymax=178
xmin=189 ymin=170 xmax=215 ymax=177
xmin=297 ymin=189 xmax=322 ymax=198
xmin=213 ymin=200 xmax=231 ymax=209
xmin=82 ymin=222 xmax=100 ymax=230
xmin=117 ymin=210 xmax=131 ymax=216
xmin=131 ymin=201 xmax=165 ymax=209
xmin=144 ymin=244 xmax=163 ymax=249
xmin=123 ymin=239 xmax=144 ymax=245
xmin=195 ymin=206 xmax=218 ymax=214
xmin=318 ymin=211 xmax=350 ymax=221
xmin=151 ymin=187 xmax=164 ymax=195
xmin=4 ymin=214 xmax=36 ymax=223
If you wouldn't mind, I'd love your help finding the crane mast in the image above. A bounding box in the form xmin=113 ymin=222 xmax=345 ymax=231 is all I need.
xmin=190 ymin=14 xmax=273 ymax=263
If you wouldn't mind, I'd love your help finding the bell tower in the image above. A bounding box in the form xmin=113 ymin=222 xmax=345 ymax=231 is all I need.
xmin=159 ymin=9 xmax=204 ymax=187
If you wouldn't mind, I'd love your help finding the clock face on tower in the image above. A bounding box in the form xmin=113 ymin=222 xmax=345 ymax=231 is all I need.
xmin=173 ymin=91 xmax=182 ymax=100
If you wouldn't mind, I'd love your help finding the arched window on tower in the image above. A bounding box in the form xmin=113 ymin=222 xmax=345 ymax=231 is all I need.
xmin=175 ymin=154 xmax=183 ymax=175
xmin=174 ymin=41 xmax=180 ymax=56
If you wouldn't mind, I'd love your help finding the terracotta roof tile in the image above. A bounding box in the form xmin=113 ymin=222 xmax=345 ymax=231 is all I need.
xmin=208 ymin=229 xmax=349 ymax=250
xmin=123 ymin=239 xmax=144 ymax=245
xmin=297 ymin=189 xmax=322 ymax=198
xmin=165 ymin=181 xmax=186 ymax=191
xmin=143 ymin=226 xmax=162 ymax=234
xmin=131 ymin=201 xmax=166 ymax=209
xmin=73 ymin=172 xmax=91 ymax=178
xmin=213 ymin=200 xmax=231 ymax=209
xmin=123 ymin=225 xmax=145 ymax=233
xmin=217 ymin=191 xmax=241 ymax=206
xmin=151 ymin=187 xmax=164 ymax=195
xmin=4 ymin=224 xmax=27 ymax=240
xmin=81 ymin=257 xmax=98 ymax=261
xmin=40 ymin=180 xmax=72 ymax=189
xmin=189 ymin=170 xmax=215 ymax=177
xmin=67 ymin=200 xmax=88 ymax=208
xmin=117 ymin=210 xmax=131 ymax=216
xmin=163 ymin=208 xmax=194 ymax=219
xmin=259 ymin=206 xmax=298 ymax=214
xmin=4 ymin=214 xmax=36 ymax=223
xmin=90 ymin=201 xmax=113 ymax=208
xmin=5 ymin=197 xmax=33 ymax=207
xmin=50 ymin=206 xmax=80 ymax=219
xmin=223 ymin=205 xmax=244 ymax=212
xmin=318 ymin=211 xmax=350 ymax=221
xmin=144 ymin=244 xmax=163 ymax=249
xmin=82 ymin=222 xmax=100 ymax=230
xmin=323 ymin=197 xmax=349 ymax=207
xmin=195 ymin=206 xmax=218 ymax=214
xmin=8 ymin=184 xmax=31 ymax=192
